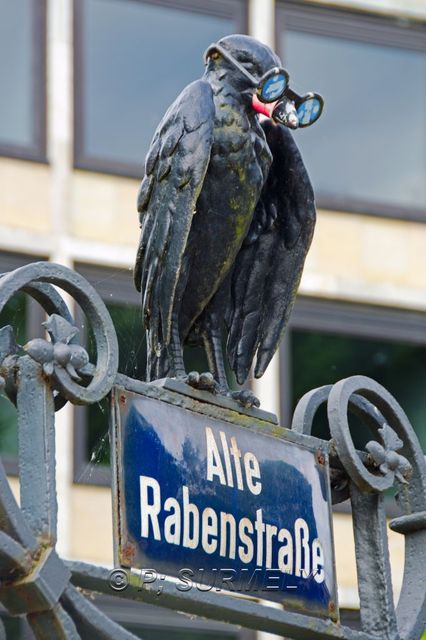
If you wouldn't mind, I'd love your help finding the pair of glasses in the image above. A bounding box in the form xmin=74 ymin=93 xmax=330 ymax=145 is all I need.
xmin=257 ymin=69 xmax=323 ymax=128
xmin=204 ymin=42 xmax=324 ymax=128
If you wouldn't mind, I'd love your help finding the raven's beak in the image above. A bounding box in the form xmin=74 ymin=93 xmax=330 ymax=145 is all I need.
xmin=251 ymin=94 xmax=277 ymax=118
xmin=271 ymin=98 xmax=299 ymax=129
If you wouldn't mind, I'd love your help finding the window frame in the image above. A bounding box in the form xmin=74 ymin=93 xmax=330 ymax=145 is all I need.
xmin=73 ymin=0 xmax=248 ymax=178
xmin=0 ymin=0 xmax=47 ymax=163
xmin=277 ymin=1 xmax=426 ymax=223
xmin=280 ymin=295 xmax=426 ymax=427
xmin=280 ymin=296 xmax=426 ymax=516
xmin=73 ymin=262 xmax=142 ymax=486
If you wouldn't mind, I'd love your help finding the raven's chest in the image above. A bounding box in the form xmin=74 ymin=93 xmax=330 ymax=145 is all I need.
xmin=209 ymin=103 xmax=271 ymax=187
xmin=193 ymin=102 xmax=272 ymax=271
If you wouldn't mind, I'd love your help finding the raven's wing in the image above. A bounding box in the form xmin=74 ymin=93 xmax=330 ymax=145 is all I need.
xmin=134 ymin=79 xmax=215 ymax=348
xmin=227 ymin=119 xmax=316 ymax=384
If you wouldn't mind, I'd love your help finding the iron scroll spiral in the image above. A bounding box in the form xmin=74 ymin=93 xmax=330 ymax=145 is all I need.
xmin=0 ymin=262 xmax=118 ymax=405
xmin=292 ymin=376 xmax=422 ymax=494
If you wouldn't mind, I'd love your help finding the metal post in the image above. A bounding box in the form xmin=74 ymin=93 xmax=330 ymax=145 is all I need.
xmin=17 ymin=356 xmax=57 ymax=543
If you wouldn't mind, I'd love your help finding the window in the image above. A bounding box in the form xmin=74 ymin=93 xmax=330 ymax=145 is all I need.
xmin=73 ymin=263 xmax=237 ymax=484
xmin=73 ymin=263 xmax=145 ymax=483
xmin=278 ymin=3 xmax=426 ymax=220
xmin=280 ymin=298 xmax=426 ymax=453
xmin=0 ymin=0 xmax=46 ymax=161
xmin=74 ymin=0 xmax=246 ymax=177
xmin=0 ymin=252 xmax=45 ymax=475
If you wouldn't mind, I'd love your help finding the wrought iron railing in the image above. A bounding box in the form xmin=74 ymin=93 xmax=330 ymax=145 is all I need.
xmin=0 ymin=261 xmax=425 ymax=639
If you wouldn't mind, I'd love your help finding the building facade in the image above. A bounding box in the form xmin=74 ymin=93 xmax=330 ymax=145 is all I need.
xmin=0 ymin=0 xmax=425 ymax=637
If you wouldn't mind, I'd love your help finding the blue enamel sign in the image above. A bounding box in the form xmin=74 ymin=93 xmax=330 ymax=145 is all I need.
xmin=114 ymin=391 xmax=337 ymax=619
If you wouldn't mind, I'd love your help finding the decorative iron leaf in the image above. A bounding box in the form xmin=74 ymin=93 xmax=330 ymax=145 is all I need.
xmin=42 ymin=314 xmax=79 ymax=345
xmin=378 ymin=423 xmax=403 ymax=453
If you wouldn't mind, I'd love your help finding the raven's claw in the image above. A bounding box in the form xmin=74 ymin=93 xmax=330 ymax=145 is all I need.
xmin=229 ymin=389 xmax=260 ymax=408
xmin=185 ymin=371 xmax=219 ymax=394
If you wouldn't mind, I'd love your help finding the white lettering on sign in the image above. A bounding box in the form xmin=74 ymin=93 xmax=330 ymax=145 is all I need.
xmin=255 ymin=508 xmax=265 ymax=566
xmin=238 ymin=517 xmax=254 ymax=563
xmin=244 ymin=452 xmax=262 ymax=495
xmin=206 ymin=427 xmax=226 ymax=485
xmin=230 ymin=436 xmax=243 ymax=490
xmin=295 ymin=517 xmax=310 ymax=578
xmin=137 ymin=424 xmax=327 ymax=586
xmin=139 ymin=474 xmax=325 ymax=583
xmin=164 ymin=497 xmax=180 ymax=544
xmin=277 ymin=527 xmax=293 ymax=574
xmin=205 ymin=427 xmax=262 ymax=495
xmin=265 ymin=524 xmax=278 ymax=569
xmin=312 ymin=539 xmax=325 ymax=583
xmin=201 ymin=507 xmax=218 ymax=554
xmin=220 ymin=512 xmax=236 ymax=559
xmin=139 ymin=476 xmax=161 ymax=540
xmin=182 ymin=486 xmax=199 ymax=550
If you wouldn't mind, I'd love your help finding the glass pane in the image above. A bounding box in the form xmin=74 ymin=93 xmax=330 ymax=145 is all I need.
xmin=86 ymin=397 xmax=111 ymax=467
xmin=81 ymin=0 xmax=235 ymax=167
xmin=282 ymin=30 xmax=426 ymax=211
xmin=0 ymin=0 xmax=34 ymax=147
xmin=0 ymin=292 xmax=27 ymax=458
xmin=86 ymin=301 xmax=147 ymax=467
xmin=291 ymin=330 xmax=426 ymax=452
xmin=109 ymin=302 xmax=147 ymax=379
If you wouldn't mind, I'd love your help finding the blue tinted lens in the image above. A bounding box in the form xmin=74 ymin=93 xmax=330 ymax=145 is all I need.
xmin=297 ymin=97 xmax=322 ymax=126
xmin=261 ymin=74 xmax=287 ymax=101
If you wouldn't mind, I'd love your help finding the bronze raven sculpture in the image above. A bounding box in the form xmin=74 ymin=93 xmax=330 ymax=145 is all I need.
xmin=134 ymin=34 xmax=319 ymax=407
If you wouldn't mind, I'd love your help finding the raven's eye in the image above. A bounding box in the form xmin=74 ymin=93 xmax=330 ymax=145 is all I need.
xmin=211 ymin=51 xmax=220 ymax=61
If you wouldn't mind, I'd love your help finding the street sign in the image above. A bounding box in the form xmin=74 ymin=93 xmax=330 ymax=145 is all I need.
xmin=113 ymin=391 xmax=338 ymax=620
